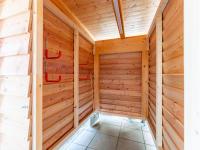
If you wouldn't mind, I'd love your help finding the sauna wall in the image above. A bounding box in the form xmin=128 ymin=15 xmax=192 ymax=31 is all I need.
xmin=162 ymin=0 xmax=184 ymax=149
xmin=148 ymin=27 xmax=156 ymax=137
xmin=79 ymin=36 xmax=94 ymax=123
xmin=43 ymin=8 xmax=74 ymax=149
xmin=0 ymin=0 xmax=32 ymax=149
xmin=99 ymin=52 xmax=142 ymax=117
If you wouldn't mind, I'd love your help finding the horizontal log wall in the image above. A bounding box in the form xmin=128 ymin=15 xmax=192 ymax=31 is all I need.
xmin=0 ymin=0 xmax=32 ymax=149
xmin=79 ymin=36 xmax=94 ymax=123
xmin=99 ymin=52 xmax=142 ymax=117
xmin=148 ymin=27 xmax=156 ymax=137
xmin=43 ymin=8 xmax=74 ymax=149
xmin=162 ymin=0 xmax=184 ymax=149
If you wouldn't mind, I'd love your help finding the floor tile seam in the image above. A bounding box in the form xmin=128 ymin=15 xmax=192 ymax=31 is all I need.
xmin=141 ymin=127 xmax=147 ymax=150
xmin=115 ymin=121 xmax=123 ymax=150
xmin=86 ymin=129 xmax=98 ymax=149
xmin=119 ymin=136 xmax=146 ymax=145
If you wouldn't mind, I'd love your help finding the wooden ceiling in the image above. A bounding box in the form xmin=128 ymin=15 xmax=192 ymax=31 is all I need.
xmin=50 ymin=0 xmax=160 ymax=41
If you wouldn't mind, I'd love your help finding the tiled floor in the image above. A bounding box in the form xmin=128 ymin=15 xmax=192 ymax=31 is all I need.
xmin=58 ymin=113 xmax=157 ymax=150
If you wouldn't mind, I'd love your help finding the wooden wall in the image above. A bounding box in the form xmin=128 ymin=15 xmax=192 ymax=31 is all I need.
xmin=79 ymin=36 xmax=94 ymax=123
xmin=148 ymin=27 xmax=157 ymax=137
xmin=99 ymin=52 xmax=142 ymax=117
xmin=43 ymin=8 xmax=74 ymax=149
xmin=0 ymin=0 xmax=32 ymax=149
xmin=162 ymin=0 xmax=184 ymax=149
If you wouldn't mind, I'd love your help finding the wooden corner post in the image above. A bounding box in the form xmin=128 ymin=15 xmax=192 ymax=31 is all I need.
xmin=142 ymin=50 xmax=149 ymax=119
xmin=155 ymin=10 xmax=163 ymax=147
xmin=32 ymin=0 xmax=43 ymax=149
xmin=74 ymin=29 xmax=79 ymax=128
xmin=94 ymin=51 xmax=100 ymax=110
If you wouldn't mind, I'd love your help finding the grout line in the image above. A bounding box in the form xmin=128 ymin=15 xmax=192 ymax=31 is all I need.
xmin=141 ymin=126 xmax=147 ymax=150
xmin=115 ymin=120 xmax=122 ymax=149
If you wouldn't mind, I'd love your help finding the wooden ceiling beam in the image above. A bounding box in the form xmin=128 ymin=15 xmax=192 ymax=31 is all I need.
xmin=112 ymin=0 xmax=125 ymax=39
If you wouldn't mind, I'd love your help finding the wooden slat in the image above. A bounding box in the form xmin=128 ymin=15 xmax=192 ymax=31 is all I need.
xmin=0 ymin=11 xmax=32 ymax=38
xmin=0 ymin=0 xmax=32 ymax=19
xmin=0 ymin=33 xmax=31 ymax=57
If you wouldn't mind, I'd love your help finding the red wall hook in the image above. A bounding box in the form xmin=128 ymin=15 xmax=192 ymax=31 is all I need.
xmin=45 ymin=72 xmax=61 ymax=83
xmin=45 ymin=49 xmax=61 ymax=59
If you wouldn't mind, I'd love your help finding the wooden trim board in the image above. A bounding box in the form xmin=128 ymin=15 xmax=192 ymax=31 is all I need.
xmin=32 ymin=0 xmax=43 ymax=149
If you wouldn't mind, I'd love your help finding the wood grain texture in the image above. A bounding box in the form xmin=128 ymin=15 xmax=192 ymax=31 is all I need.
xmin=43 ymin=8 xmax=74 ymax=149
xmin=49 ymin=0 xmax=160 ymax=40
xmin=99 ymin=52 xmax=142 ymax=117
xmin=148 ymin=27 xmax=156 ymax=138
xmin=79 ymin=35 xmax=94 ymax=123
xmin=0 ymin=0 xmax=32 ymax=149
xmin=162 ymin=0 xmax=184 ymax=149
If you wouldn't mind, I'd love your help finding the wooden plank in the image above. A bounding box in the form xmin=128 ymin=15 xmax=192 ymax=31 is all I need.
xmin=95 ymin=35 xmax=148 ymax=54
xmin=155 ymin=11 xmax=163 ymax=147
xmin=94 ymin=53 xmax=100 ymax=110
xmin=142 ymin=50 xmax=148 ymax=118
xmin=44 ymin=0 xmax=94 ymax=44
xmin=74 ymin=29 xmax=79 ymax=128
xmin=43 ymin=106 xmax=73 ymax=131
xmin=0 ymin=55 xmax=30 ymax=75
xmin=43 ymin=82 xmax=73 ymax=96
xmin=0 ymin=33 xmax=31 ymax=57
xmin=0 ymin=11 xmax=32 ymax=38
xmin=111 ymin=0 xmax=125 ymax=38
xmin=43 ymin=113 xmax=73 ymax=142
xmin=0 ymin=76 xmax=30 ymax=97
xmin=43 ymin=98 xmax=73 ymax=119
xmin=43 ymin=121 xmax=73 ymax=150
xmin=0 ymin=0 xmax=32 ymax=19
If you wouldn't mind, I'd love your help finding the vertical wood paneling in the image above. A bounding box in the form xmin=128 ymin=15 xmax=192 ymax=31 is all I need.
xmin=162 ymin=0 xmax=184 ymax=149
xmin=43 ymin=8 xmax=74 ymax=149
xmin=148 ymin=27 xmax=156 ymax=137
xmin=99 ymin=52 xmax=142 ymax=117
xmin=0 ymin=0 xmax=32 ymax=149
xmin=79 ymin=35 xmax=94 ymax=123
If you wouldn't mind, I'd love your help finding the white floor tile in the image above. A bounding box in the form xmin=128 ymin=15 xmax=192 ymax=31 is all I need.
xmin=88 ymin=133 xmax=118 ymax=150
xmin=67 ymin=143 xmax=86 ymax=150
xmin=97 ymin=123 xmax=120 ymax=137
xmin=100 ymin=114 xmax=122 ymax=126
xmin=122 ymin=119 xmax=142 ymax=130
xmin=117 ymin=138 xmax=146 ymax=150
xmin=143 ymin=131 xmax=155 ymax=146
xmin=73 ymin=130 xmax=96 ymax=146
xmin=145 ymin=145 xmax=157 ymax=150
xmin=119 ymin=127 xmax=144 ymax=143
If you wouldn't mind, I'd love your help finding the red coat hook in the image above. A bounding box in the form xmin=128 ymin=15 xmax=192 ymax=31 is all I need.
xmin=45 ymin=72 xmax=61 ymax=83
xmin=45 ymin=49 xmax=61 ymax=59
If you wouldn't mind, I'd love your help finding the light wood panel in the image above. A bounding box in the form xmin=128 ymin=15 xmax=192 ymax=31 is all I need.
xmin=95 ymin=35 xmax=148 ymax=54
xmin=148 ymin=27 xmax=156 ymax=137
xmin=162 ymin=0 xmax=184 ymax=149
xmin=79 ymin=35 xmax=94 ymax=123
xmin=0 ymin=0 xmax=32 ymax=149
xmin=43 ymin=8 xmax=74 ymax=149
xmin=99 ymin=52 xmax=142 ymax=117
xmin=122 ymin=0 xmax=160 ymax=37
xmin=50 ymin=0 xmax=160 ymax=41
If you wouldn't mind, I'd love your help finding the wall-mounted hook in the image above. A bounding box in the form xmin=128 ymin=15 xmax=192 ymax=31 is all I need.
xmin=45 ymin=49 xmax=61 ymax=59
xmin=45 ymin=72 xmax=61 ymax=83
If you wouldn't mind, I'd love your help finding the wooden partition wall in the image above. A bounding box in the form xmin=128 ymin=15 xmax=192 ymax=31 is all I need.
xmin=147 ymin=0 xmax=184 ymax=149
xmin=162 ymin=0 xmax=184 ymax=149
xmin=0 ymin=0 xmax=32 ymax=149
xmin=99 ymin=52 xmax=142 ymax=117
xmin=42 ymin=2 xmax=95 ymax=148
xmin=79 ymin=36 xmax=94 ymax=123
xmin=43 ymin=8 xmax=74 ymax=149
xmin=95 ymin=36 xmax=148 ymax=118
xmin=148 ymin=27 xmax=156 ymax=137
